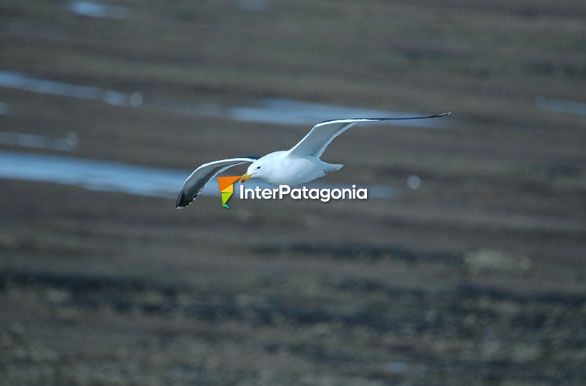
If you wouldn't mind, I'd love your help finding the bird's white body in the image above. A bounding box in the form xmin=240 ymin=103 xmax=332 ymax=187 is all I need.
xmin=245 ymin=151 xmax=342 ymax=186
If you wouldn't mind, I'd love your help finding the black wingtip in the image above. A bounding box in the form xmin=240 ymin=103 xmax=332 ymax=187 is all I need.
xmin=399 ymin=111 xmax=451 ymax=120
xmin=175 ymin=191 xmax=192 ymax=209
xmin=404 ymin=111 xmax=451 ymax=119
xmin=347 ymin=112 xmax=453 ymax=122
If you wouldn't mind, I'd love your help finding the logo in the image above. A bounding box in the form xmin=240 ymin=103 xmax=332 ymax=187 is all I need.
xmin=217 ymin=176 xmax=368 ymax=208
xmin=217 ymin=176 xmax=240 ymax=209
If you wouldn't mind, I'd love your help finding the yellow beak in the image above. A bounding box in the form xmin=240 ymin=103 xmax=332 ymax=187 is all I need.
xmin=240 ymin=173 xmax=252 ymax=183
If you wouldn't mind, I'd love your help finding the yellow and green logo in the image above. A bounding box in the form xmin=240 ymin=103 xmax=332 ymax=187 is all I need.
xmin=217 ymin=176 xmax=240 ymax=209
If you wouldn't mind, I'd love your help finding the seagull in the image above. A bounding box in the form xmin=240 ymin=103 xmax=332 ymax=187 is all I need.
xmin=176 ymin=112 xmax=450 ymax=208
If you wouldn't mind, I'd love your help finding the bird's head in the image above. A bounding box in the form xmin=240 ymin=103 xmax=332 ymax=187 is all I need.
xmin=240 ymin=159 xmax=265 ymax=183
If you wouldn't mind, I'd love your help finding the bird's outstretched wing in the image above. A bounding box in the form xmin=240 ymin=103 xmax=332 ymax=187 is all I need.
xmin=287 ymin=113 xmax=451 ymax=158
xmin=176 ymin=157 xmax=258 ymax=208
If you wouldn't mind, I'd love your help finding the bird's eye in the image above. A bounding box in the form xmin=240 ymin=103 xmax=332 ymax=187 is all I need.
xmin=256 ymin=166 xmax=261 ymax=169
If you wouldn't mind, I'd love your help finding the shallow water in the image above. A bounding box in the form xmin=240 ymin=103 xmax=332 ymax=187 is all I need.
xmin=166 ymin=98 xmax=445 ymax=128
xmin=535 ymin=97 xmax=586 ymax=116
xmin=0 ymin=70 xmax=442 ymax=129
xmin=0 ymin=71 xmax=142 ymax=107
xmin=69 ymin=1 xmax=129 ymax=19
xmin=0 ymin=132 xmax=79 ymax=152
xmin=0 ymin=151 xmax=394 ymax=200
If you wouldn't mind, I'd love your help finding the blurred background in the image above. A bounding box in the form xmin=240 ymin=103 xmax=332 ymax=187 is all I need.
xmin=1 ymin=1 xmax=585 ymax=385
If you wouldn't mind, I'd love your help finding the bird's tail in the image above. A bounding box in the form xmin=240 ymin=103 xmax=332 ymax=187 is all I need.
xmin=323 ymin=163 xmax=343 ymax=174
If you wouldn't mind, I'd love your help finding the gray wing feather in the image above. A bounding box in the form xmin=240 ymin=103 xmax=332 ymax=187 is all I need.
xmin=176 ymin=157 xmax=257 ymax=208
xmin=287 ymin=113 xmax=450 ymax=158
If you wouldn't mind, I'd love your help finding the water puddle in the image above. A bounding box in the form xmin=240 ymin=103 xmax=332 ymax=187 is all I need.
xmin=69 ymin=1 xmax=130 ymax=19
xmin=0 ymin=132 xmax=79 ymax=152
xmin=384 ymin=361 xmax=408 ymax=374
xmin=0 ymin=151 xmax=394 ymax=200
xmin=535 ymin=97 xmax=586 ymax=116
xmin=0 ymin=71 xmax=142 ymax=107
xmin=0 ymin=70 xmax=442 ymax=129
xmin=158 ymin=98 xmax=444 ymax=128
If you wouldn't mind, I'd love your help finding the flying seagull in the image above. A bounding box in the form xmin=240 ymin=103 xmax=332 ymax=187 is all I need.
xmin=176 ymin=112 xmax=450 ymax=208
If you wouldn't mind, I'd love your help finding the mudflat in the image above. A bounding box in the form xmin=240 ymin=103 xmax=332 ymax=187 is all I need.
xmin=0 ymin=1 xmax=585 ymax=385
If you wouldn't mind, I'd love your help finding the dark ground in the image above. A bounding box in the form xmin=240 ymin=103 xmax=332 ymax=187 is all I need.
xmin=1 ymin=1 xmax=585 ymax=385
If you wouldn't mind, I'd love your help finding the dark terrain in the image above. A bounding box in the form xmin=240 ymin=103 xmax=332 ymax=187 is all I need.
xmin=0 ymin=1 xmax=585 ymax=385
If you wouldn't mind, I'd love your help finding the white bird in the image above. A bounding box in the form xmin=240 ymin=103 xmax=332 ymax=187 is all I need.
xmin=176 ymin=113 xmax=450 ymax=208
